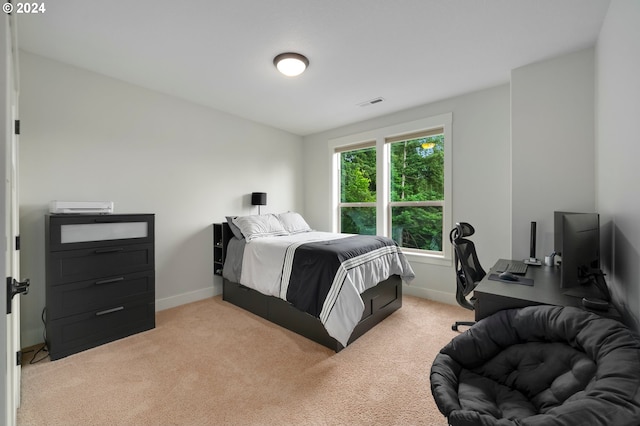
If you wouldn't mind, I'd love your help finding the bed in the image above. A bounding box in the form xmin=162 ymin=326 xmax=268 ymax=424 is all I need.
xmin=220 ymin=212 xmax=415 ymax=352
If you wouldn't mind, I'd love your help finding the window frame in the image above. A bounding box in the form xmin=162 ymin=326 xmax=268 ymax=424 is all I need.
xmin=329 ymin=113 xmax=453 ymax=265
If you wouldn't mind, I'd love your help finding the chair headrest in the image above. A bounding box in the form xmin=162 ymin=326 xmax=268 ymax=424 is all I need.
xmin=450 ymin=222 xmax=476 ymax=243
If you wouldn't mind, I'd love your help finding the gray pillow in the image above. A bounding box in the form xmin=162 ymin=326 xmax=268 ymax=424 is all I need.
xmin=225 ymin=216 xmax=244 ymax=240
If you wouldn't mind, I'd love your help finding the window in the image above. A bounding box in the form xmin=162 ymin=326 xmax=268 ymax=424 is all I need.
xmin=387 ymin=129 xmax=445 ymax=253
xmin=337 ymin=142 xmax=376 ymax=235
xmin=331 ymin=114 xmax=452 ymax=261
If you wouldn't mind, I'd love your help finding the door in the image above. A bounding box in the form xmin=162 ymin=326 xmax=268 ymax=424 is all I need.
xmin=2 ymin=10 xmax=22 ymax=426
xmin=5 ymin=104 xmax=22 ymax=426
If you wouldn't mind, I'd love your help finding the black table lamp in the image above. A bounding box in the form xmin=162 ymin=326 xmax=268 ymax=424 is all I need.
xmin=251 ymin=192 xmax=267 ymax=214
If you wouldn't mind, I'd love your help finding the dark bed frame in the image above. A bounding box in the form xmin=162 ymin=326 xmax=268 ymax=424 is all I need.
xmin=219 ymin=223 xmax=403 ymax=352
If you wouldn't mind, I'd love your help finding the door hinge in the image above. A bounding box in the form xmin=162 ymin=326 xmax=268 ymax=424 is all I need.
xmin=14 ymin=119 xmax=20 ymax=135
xmin=6 ymin=276 xmax=30 ymax=314
xmin=15 ymin=235 xmax=20 ymax=251
xmin=16 ymin=350 xmax=22 ymax=366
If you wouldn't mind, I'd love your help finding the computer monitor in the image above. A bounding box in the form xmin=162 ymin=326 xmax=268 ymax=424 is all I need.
xmin=558 ymin=212 xmax=600 ymax=289
xmin=553 ymin=211 xmax=577 ymax=256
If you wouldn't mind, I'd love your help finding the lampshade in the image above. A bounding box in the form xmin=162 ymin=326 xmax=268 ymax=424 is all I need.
xmin=273 ymin=52 xmax=309 ymax=77
xmin=251 ymin=192 xmax=267 ymax=206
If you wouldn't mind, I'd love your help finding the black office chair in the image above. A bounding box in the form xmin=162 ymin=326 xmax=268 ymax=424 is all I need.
xmin=450 ymin=222 xmax=486 ymax=331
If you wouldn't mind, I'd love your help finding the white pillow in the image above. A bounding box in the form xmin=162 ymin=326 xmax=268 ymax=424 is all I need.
xmin=278 ymin=212 xmax=312 ymax=234
xmin=232 ymin=214 xmax=288 ymax=242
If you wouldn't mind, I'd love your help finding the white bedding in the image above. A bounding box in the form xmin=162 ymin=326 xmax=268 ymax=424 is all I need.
xmin=239 ymin=232 xmax=415 ymax=346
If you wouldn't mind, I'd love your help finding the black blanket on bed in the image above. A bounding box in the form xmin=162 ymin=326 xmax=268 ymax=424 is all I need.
xmin=284 ymin=235 xmax=398 ymax=318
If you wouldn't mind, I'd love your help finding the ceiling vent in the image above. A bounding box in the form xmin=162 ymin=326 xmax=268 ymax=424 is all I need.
xmin=357 ymin=97 xmax=385 ymax=107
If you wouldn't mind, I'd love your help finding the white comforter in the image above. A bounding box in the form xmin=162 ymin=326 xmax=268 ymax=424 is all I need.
xmin=239 ymin=232 xmax=415 ymax=346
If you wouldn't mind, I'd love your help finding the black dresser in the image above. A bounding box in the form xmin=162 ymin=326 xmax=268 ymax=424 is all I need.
xmin=45 ymin=214 xmax=155 ymax=360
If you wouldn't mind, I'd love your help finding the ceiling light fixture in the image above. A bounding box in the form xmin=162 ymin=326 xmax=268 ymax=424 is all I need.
xmin=273 ymin=52 xmax=309 ymax=77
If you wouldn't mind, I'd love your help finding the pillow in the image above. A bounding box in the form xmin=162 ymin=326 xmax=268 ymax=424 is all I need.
xmin=278 ymin=211 xmax=312 ymax=234
xmin=232 ymin=214 xmax=288 ymax=242
xmin=225 ymin=216 xmax=244 ymax=240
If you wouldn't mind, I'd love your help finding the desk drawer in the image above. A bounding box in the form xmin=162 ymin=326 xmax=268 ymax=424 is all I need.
xmin=47 ymin=243 xmax=154 ymax=285
xmin=47 ymin=271 xmax=155 ymax=320
xmin=46 ymin=298 xmax=155 ymax=360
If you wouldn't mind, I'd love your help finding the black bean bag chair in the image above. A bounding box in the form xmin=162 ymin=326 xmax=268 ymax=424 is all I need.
xmin=430 ymin=305 xmax=640 ymax=426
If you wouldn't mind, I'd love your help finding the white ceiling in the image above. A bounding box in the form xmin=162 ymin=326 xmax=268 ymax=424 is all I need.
xmin=16 ymin=0 xmax=611 ymax=136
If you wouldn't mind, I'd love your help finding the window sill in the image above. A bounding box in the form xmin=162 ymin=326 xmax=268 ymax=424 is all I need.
xmin=403 ymin=251 xmax=452 ymax=267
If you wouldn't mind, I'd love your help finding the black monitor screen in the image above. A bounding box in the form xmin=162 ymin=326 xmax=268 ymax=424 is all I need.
xmin=554 ymin=211 xmax=578 ymax=256
xmin=560 ymin=212 xmax=600 ymax=289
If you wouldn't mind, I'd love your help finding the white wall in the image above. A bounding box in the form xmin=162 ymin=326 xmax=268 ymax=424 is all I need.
xmin=303 ymin=85 xmax=512 ymax=303
xmin=511 ymin=48 xmax=596 ymax=261
xmin=19 ymin=52 xmax=303 ymax=346
xmin=596 ymin=0 xmax=640 ymax=330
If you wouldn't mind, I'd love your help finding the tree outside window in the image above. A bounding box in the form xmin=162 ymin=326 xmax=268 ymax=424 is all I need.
xmin=338 ymin=145 xmax=376 ymax=234
xmin=388 ymin=133 xmax=444 ymax=252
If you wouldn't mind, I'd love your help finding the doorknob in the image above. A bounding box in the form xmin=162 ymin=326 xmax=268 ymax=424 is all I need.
xmin=6 ymin=277 xmax=30 ymax=314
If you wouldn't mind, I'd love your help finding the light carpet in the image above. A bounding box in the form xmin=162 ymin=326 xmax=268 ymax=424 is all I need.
xmin=18 ymin=295 xmax=472 ymax=425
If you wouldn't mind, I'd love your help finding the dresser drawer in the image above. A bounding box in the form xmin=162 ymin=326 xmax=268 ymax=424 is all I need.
xmin=47 ymin=214 xmax=154 ymax=251
xmin=47 ymin=271 xmax=155 ymax=320
xmin=46 ymin=298 xmax=155 ymax=360
xmin=47 ymin=243 xmax=154 ymax=285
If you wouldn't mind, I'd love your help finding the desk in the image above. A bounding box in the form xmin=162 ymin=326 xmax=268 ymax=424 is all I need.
xmin=473 ymin=259 xmax=620 ymax=321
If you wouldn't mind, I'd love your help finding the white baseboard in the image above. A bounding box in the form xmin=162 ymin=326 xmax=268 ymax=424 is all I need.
xmin=403 ymin=284 xmax=457 ymax=306
xmin=22 ymin=284 xmax=224 ymax=349
xmin=20 ymin=283 xmax=455 ymax=349
xmin=22 ymin=329 xmax=44 ymax=349
xmin=155 ymin=282 xmax=222 ymax=312
xmin=156 ymin=283 xmax=457 ymax=312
